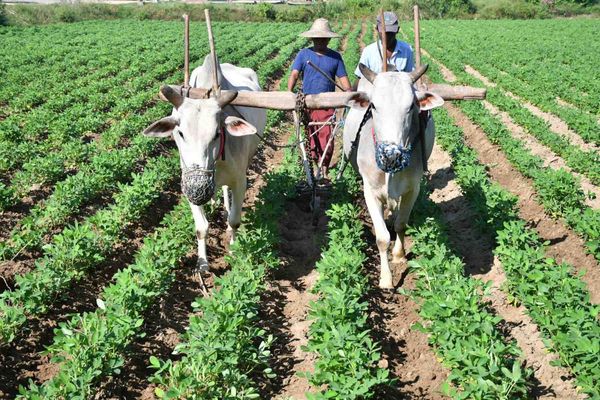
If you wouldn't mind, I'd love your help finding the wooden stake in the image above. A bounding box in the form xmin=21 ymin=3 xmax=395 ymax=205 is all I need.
xmin=379 ymin=9 xmax=387 ymax=72
xmin=183 ymin=14 xmax=190 ymax=88
xmin=413 ymin=5 xmax=421 ymax=69
xmin=204 ymin=9 xmax=219 ymax=96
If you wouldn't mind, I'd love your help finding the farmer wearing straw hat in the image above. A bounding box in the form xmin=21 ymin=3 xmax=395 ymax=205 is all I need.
xmin=288 ymin=18 xmax=351 ymax=179
xmin=354 ymin=11 xmax=414 ymax=86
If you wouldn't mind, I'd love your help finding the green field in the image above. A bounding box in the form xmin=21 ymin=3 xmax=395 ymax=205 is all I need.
xmin=0 ymin=17 xmax=599 ymax=399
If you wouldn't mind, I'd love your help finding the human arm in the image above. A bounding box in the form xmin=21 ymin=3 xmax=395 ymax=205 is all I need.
xmin=287 ymin=69 xmax=300 ymax=92
xmin=339 ymin=76 xmax=351 ymax=91
xmin=288 ymin=50 xmax=305 ymax=92
xmin=404 ymin=44 xmax=415 ymax=72
xmin=334 ymin=56 xmax=352 ymax=91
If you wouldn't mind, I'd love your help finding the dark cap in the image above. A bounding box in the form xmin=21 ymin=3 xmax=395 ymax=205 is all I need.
xmin=376 ymin=11 xmax=399 ymax=33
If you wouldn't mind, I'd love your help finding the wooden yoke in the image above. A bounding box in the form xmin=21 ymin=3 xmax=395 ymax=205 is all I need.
xmin=159 ymin=85 xmax=485 ymax=110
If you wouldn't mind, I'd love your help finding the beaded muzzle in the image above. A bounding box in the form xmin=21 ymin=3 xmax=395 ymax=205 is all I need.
xmin=181 ymin=165 xmax=215 ymax=206
xmin=375 ymin=141 xmax=412 ymax=173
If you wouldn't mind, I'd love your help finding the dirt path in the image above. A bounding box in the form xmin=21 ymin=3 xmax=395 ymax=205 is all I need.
xmin=422 ymin=49 xmax=457 ymax=83
xmin=427 ymin=141 xmax=583 ymax=399
xmin=445 ymin=103 xmax=600 ymax=304
xmin=360 ymin=218 xmax=449 ymax=399
xmin=460 ymin=65 xmax=600 ymax=208
xmin=419 ymin=53 xmax=600 ymax=299
xmin=261 ymin=188 xmax=327 ymax=400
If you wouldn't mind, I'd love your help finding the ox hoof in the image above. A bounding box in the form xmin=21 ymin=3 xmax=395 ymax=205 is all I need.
xmin=391 ymin=256 xmax=407 ymax=265
xmin=194 ymin=259 xmax=210 ymax=275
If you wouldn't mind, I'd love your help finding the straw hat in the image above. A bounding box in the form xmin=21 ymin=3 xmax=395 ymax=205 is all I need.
xmin=300 ymin=18 xmax=340 ymax=38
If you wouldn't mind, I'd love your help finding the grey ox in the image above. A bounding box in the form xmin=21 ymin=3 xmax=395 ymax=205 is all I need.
xmin=343 ymin=63 xmax=444 ymax=289
xmin=142 ymin=56 xmax=266 ymax=272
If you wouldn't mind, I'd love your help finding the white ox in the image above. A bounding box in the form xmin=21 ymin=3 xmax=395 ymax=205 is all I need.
xmin=143 ymin=56 xmax=266 ymax=273
xmin=343 ymin=64 xmax=444 ymax=289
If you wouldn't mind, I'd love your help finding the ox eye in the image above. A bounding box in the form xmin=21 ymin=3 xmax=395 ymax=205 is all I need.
xmin=174 ymin=128 xmax=184 ymax=140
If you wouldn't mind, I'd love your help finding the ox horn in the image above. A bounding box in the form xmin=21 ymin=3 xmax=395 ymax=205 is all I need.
xmin=359 ymin=63 xmax=377 ymax=84
xmin=160 ymin=85 xmax=184 ymax=108
xmin=409 ymin=64 xmax=429 ymax=83
xmin=217 ymin=91 xmax=238 ymax=108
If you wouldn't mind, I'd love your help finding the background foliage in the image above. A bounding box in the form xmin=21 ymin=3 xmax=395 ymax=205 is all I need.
xmin=1 ymin=0 xmax=599 ymax=26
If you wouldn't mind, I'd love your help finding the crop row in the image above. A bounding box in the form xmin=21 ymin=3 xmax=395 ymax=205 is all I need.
xmin=0 ymin=21 xmax=236 ymax=115
xmin=0 ymin=153 xmax=179 ymax=343
xmin=420 ymin=51 xmax=600 ymax=388
xmin=0 ymin=18 xmax=309 ymax=343
xmin=421 ymin=20 xmax=599 ymax=116
xmin=408 ymin=205 xmax=532 ymax=399
xmin=423 ymin=41 xmax=600 ymax=185
xmin=0 ymin=23 xmax=302 ymax=257
xmin=419 ymin=20 xmax=599 ymax=147
xmin=16 ymin=199 xmax=198 ymax=399
xmin=341 ymin=22 xmax=362 ymax=80
xmin=303 ymin=172 xmax=390 ymax=399
xmin=431 ymin=100 xmax=600 ymax=397
xmin=15 ymin=51 xmax=308 ymax=400
xmin=0 ymin=24 xmax=290 ymax=208
xmin=149 ymin=141 xmax=298 ymax=400
xmin=408 ymin=47 xmax=600 ymax=262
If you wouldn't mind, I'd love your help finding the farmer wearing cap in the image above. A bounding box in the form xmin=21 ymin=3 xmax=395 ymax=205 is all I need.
xmin=354 ymin=11 xmax=414 ymax=86
xmin=288 ymin=18 xmax=351 ymax=179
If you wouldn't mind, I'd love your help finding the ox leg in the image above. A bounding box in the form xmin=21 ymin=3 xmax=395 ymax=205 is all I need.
xmin=364 ymin=185 xmax=393 ymax=289
xmin=190 ymin=203 xmax=210 ymax=273
xmin=226 ymin=180 xmax=245 ymax=245
xmin=222 ymin=185 xmax=231 ymax=214
xmin=392 ymin=188 xmax=420 ymax=264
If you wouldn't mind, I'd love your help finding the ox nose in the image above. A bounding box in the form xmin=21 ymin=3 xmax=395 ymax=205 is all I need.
xmin=375 ymin=141 xmax=412 ymax=173
xmin=181 ymin=165 xmax=215 ymax=206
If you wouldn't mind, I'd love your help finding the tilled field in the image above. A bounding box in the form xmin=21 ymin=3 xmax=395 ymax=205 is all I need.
xmin=0 ymin=17 xmax=599 ymax=399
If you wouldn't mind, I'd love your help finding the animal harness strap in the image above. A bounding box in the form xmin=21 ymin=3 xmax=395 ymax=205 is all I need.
xmin=218 ymin=124 xmax=226 ymax=161
xmin=419 ymin=110 xmax=429 ymax=175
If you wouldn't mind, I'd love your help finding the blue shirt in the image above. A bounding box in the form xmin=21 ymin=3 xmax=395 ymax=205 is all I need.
xmin=291 ymin=48 xmax=347 ymax=95
xmin=354 ymin=40 xmax=414 ymax=77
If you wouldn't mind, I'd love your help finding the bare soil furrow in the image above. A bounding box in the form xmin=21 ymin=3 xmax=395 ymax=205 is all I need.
xmin=360 ymin=221 xmax=448 ymax=399
xmin=267 ymin=191 xmax=328 ymax=400
xmin=427 ymin=141 xmax=583 ymax=399
xmin=422 ymin=49 xmax=457 ymax=83
xmin=444 ymin=102 xmax=600 ymax=304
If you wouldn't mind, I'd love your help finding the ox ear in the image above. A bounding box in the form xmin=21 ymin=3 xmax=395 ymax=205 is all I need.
xmin=224 ymin=116 xmax=256 ymax=137
xmin=416 ymin=91 xmax=444 ymax=111
xmin=346 ymin=92 xmax=371 ymax=111
xmin=143 ymin=116 xmax=179 ymax=138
